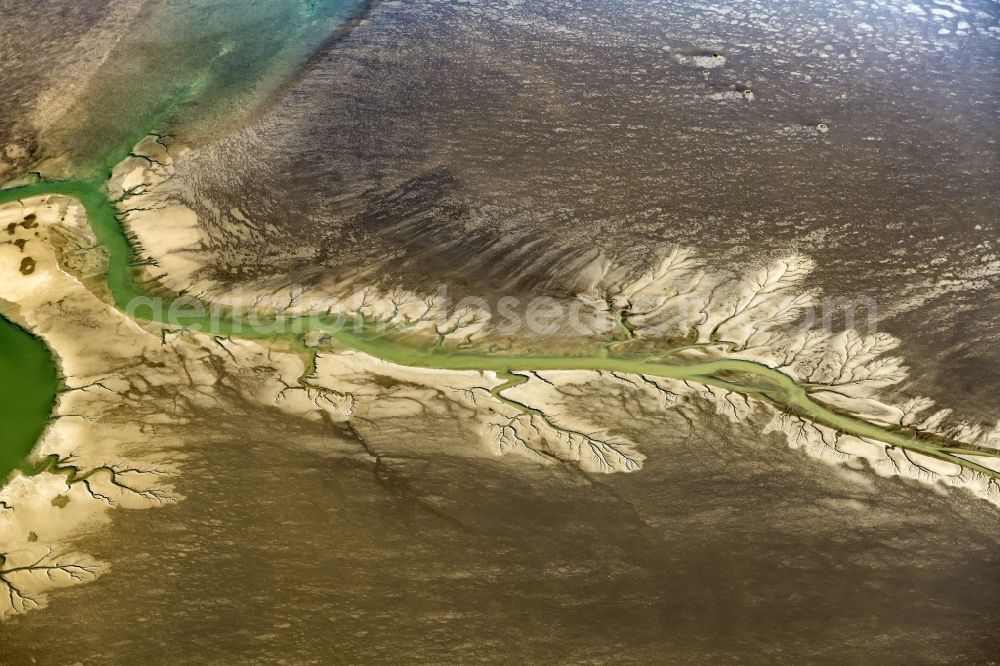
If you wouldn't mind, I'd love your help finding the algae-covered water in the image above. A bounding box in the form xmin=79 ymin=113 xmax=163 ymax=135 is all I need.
xmin=0 ymin=314 xmax=57 ymax=483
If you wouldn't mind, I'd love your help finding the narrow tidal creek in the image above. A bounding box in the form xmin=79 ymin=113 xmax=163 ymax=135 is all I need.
xmin=0 ymin=179 xmax=996 ymax=487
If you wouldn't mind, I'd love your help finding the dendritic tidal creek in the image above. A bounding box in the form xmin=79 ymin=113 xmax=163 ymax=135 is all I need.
xmin=1 ymin=177 xmax=997 ymax=488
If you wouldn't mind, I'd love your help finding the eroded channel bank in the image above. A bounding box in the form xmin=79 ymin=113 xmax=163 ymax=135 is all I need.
xmin=0 ymin=179 xmax=997 ymax=486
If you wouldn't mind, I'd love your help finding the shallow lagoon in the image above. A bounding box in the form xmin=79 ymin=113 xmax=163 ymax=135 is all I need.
xmin=0 ymin=314 xmax=57 ymax=482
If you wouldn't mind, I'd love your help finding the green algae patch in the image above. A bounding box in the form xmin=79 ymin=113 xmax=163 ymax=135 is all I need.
xmin=0 ymin=314 xmax=58 ymax=483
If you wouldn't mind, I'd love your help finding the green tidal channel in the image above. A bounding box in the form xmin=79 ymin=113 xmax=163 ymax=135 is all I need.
xmin=2 ymin=178 xmax=998 ymax=484
xmin=38 ymin=0 xmax=371 ymax=180
xmin=0 ymin=0 xmax=995 ymax=486
xmin=0 ymin=314 xmax=58 ymax=483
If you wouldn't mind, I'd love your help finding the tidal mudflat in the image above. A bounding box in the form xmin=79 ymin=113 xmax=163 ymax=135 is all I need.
xmin=1 ymin=0 xmax=999 ymax=663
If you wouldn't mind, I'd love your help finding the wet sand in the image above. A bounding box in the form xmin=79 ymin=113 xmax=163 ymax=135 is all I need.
xmin=1 ymin=407 xmax=997 ymax=663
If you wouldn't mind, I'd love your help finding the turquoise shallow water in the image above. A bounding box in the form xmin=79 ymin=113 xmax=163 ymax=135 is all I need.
xmin=0 ymin=314 xmax=58 ymax=483
xmin=0 ymin=0 xmax=369 ymax=481
xmin=38 ymin=0 xmax=371 ymax=179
